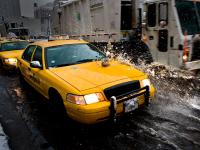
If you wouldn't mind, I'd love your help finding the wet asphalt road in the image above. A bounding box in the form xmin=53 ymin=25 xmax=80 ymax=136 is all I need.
xmin=0 ymin=65 xmax=200 ymax=150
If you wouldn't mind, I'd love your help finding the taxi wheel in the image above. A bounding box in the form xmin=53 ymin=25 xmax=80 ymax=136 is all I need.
xmin=0 ymin=59 xmax=3 ymax=67
xmin=49 ymin=90 xmax=67 ymax=120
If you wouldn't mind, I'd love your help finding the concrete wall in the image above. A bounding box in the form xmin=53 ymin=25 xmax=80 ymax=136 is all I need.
xmin=34 ymin=3 xmax=53 ymax=35
xmin=20 ymin=0 xmax=54 ymax=18
xmin=20 ymin=0 xmax=35 ymax=18
xmin=8 ymin=17 xmax=41 ymax=36
xmin=0 ymin=0 xmax=21 ymax=19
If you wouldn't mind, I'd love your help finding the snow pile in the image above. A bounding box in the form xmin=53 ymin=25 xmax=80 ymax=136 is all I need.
xmin=0 ymin=124 xmax=9 ymax=150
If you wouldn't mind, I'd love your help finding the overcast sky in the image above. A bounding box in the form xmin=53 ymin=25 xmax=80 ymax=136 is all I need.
xmin=20 ymin=0 xmax=54 ymax=18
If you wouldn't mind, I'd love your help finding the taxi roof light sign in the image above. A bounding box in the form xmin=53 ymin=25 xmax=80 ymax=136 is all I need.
xmin=48 ymin=35 xmax=70 ymax=41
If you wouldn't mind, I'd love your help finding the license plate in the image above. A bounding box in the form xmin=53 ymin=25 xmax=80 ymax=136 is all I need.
xmin=124 ymin=98 xmax=138 ymax=113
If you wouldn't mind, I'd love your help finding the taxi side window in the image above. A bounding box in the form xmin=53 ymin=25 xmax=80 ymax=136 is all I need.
xmin=32 ymin=46 xmax=42 ymax=65
xmin=22 ymin=45 xmax=36 ymax=62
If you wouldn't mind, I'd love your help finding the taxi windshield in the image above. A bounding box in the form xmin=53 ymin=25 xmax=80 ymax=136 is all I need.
xmin=1 ymin=41 xmax=29 ymax=51
xmin=45 ymin=43 xmax=106 ymax=68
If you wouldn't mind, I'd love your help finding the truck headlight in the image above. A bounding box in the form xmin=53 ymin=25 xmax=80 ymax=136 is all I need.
xmin=142 ymin=79 xmax=151 ymax=87
xmin=67 ymin=93 xmax=105 ymax=105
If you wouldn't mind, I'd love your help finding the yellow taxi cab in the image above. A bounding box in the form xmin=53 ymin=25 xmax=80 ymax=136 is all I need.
xmin=17 ymin=38 xmax=155 ymax=124
xmin=0 ymin=40 xmax=29 ymax=69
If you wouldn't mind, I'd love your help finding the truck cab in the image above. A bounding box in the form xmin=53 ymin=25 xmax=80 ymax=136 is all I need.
xmin=142 ymin=0 xmax=200 ymax=70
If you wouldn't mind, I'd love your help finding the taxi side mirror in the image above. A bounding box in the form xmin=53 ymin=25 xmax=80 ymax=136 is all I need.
xmin=30 ymin=61 xmax=42 ymax=69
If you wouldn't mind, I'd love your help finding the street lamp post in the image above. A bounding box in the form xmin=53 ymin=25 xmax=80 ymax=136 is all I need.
xmin=57 ymin=4 xmax=62 ymax=35
xmin=48 ymin=14 xmax=51 ymax=36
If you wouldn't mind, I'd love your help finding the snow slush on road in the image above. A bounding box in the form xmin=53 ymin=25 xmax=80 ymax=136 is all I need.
xmin=111 ymin=48 xmax=200 ymax=149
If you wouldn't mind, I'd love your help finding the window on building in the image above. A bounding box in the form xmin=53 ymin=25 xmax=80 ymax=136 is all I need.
xmin=34 ymin=3 xmax=38 ymax=8
xmin=10 ymin=23 xmax=16 ymax=28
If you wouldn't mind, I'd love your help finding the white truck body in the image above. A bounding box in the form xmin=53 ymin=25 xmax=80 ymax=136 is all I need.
xmin=142 ymin=0 xmax=200 ymax=70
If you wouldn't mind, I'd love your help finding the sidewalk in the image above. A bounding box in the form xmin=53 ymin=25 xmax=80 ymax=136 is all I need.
xmin=0 ymin=86 xmax=37 ymax=150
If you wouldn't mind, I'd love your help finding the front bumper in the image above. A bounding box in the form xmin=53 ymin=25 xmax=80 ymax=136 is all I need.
xmin=110 ymin=86 xmax=150 ymax=123
xmin=185 ymin=60 xmax=200 ymax=70
xmin=65 ymin=85 xmax=155 ymax=124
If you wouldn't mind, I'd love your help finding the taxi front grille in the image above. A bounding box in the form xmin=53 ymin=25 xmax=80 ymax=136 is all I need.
xmin=104 ymin=81 xmax=140 ymax=100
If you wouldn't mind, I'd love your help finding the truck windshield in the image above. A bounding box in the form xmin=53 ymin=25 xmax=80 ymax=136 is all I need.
xmin=1 ymin=41 xmax=29 ymax=51
xmin=45 ymin=44 xmax=106 ymax=68
xmin=176 ymin=0 xmax=200 ymax=35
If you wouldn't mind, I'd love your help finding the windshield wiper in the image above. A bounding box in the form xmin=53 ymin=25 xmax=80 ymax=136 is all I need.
xmin=76 ymin=57 xmax=105 ymax=63
xmin=54 ymin=58 xmax=103 ymax=67
xmin=76 ymin=59 xmax=96 ymax=63
xmin=55 ymin=63 xmax=77 ymax=67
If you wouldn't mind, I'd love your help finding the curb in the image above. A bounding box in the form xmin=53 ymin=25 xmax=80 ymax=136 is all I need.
xmin=6 ymin=88 xmax=55 ymax=150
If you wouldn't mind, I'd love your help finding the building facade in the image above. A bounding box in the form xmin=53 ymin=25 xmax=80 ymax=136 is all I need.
xmin=0 ymin=0 xmax=21 ymax=20
xmin=0 ymin=0 xmax=21 ymax=36
xmin=20 ymin=0 xmax=54 ymax=18
xmin=0 ymin=0 xmax=54 ymax=37
xmin=34 ymin=2 xmax=53 ymax=36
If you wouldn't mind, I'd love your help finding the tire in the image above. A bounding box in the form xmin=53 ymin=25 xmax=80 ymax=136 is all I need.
xmin=0 ymin=59 xmax=4 ymax=71
xmin=49 ymin=90 xmax=67 ymax=121
xmin=0 ymin=59 xmax=3 ymax=67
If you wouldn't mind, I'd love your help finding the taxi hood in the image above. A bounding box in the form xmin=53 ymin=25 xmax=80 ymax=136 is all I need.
xmin=0 ymin=49 xmax=24 ymax=58
xmin=49 ymin=61 xmax=145 ymax=91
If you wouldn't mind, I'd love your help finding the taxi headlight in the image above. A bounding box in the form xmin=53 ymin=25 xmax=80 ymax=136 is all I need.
xmin=142 ymin=79 xmax=151 ymax=87
xmin=67 ymin=94 xmax=86 ymax=105
xmin=84 ymin=94 xmax=99 ymax=104
xmin=4 ymin=58 xmax=17 ymax=63
xmin=67 ymin=93 xmax=105 ymax=105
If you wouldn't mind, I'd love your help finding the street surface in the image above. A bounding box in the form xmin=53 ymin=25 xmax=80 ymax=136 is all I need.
xmin=0 ymin=62 xmax=200 ymax=150
xmin=0 ymin=71 xmax=40 ymax=150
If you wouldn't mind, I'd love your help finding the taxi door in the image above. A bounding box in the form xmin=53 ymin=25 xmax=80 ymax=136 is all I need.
xmin=28 ymin=46 xmax=47 ymax=96
xmin=19 ymin=45 xmax=37 ymax=83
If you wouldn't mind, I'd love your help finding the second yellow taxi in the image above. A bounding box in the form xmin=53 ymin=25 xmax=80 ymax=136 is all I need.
xmin=17 ymin=38 xmax=155 ymax=124
xmin=0 ymin=39 xmax=29 ymax=69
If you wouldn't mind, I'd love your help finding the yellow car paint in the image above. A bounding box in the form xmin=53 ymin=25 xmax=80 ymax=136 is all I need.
xmin=18 ymin=39 xmax=155 ymax=124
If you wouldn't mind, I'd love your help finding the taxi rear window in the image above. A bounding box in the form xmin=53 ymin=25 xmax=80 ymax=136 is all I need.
xmin=1 ymin=41 xmax=29 ymax=51
xmin=45 ymin=44 xmax=106 ymax=68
